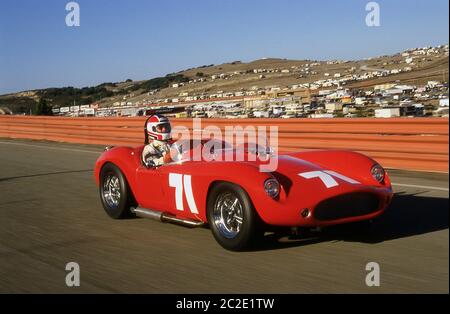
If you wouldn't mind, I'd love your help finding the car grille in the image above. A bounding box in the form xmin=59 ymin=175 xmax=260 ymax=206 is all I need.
xmin=314 ymin=192 xmax=380 ymax=221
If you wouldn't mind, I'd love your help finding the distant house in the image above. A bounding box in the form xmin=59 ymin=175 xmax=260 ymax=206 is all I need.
xmin=355 ymin=97 xmax=366 ymax=105
xmin=439 ymin=98 xmax=449 ymax=107
xmin=413 ymin=50 xmax=426 ymax=55
xmin=60 ymin=106 xmax=70 ymax=114
xmin=325 ymin=103 xmax=343 ymax=113
xmin=383 ymin=88 xmax=404 ymax=96
xmin=375 ymin=108 xmax=400 ymax=118
xmin=310 ymin=113 xmax=334 ymax=118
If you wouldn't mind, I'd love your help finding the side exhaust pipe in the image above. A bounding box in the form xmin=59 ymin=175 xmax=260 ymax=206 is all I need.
xmin=132 ymin=207 xmax=162 ymax=221
xmin=131 ymin=207 xmax=205 ymax=228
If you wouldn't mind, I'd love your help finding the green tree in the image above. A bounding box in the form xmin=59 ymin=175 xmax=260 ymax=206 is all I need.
xmin=33 ymin=99 xmax=51 ymax=116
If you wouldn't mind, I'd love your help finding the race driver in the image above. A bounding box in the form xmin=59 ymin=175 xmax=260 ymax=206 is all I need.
xmin=142 ymin=114 xmax=178 ymax=167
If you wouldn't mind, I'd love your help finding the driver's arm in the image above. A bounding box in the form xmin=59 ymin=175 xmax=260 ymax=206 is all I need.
xmin=143 ymin=145 xmax=164 ymax=167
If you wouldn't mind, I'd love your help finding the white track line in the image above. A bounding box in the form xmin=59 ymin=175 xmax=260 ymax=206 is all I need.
xmin=0 ymin=141 xmax=102 ymax=154
xmin=392 ymin=183 xmax=449 ymax=192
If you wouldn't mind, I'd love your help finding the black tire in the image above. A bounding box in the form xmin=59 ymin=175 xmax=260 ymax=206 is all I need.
xmin=207 ymin=182 xmax=263 ymax=251
xmin=99 ymin=163 xmax=134 ymax=219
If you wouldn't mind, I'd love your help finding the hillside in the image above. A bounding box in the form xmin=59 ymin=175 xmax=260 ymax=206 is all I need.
xmin=0 ymin=44 xmax=448 ymax=114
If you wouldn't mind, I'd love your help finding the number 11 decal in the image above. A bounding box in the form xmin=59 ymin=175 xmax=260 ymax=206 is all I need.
xmin=169 ymin=173 xmax=199 ymax=214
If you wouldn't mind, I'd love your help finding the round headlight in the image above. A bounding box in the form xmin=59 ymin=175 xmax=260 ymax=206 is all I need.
xmin=264 ymin=178 xmax=280 ymax=198
xmin=371 ymin=164 xmax=385 ymax=183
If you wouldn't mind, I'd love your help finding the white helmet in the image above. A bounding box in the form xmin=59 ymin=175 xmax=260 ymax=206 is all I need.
xmin=146 ymin=114 xmax=172 ymax=141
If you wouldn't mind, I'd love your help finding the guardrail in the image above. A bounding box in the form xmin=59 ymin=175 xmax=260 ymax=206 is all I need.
xmin=0 ymin=116 xmax=448 ymax=172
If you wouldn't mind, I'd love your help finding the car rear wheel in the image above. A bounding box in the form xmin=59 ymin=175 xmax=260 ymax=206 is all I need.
xmin=207 ymin=182 xmax=263 ymax=251
xmin=99 ymin=163 xmax=134 ymax=219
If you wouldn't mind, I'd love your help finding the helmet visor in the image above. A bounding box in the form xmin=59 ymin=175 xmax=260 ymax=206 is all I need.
xmin=155 ymin=123 xmax=171 ymax=133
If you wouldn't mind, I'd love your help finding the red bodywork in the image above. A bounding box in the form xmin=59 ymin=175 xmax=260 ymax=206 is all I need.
xmin=94 ymin=143 xmax=393 ymax=227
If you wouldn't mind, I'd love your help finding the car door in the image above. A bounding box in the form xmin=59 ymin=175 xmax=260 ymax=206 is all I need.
xmin=135 ymin=165 xmax=166 ymax=211
xmin=156 ymin=163 xmax=201 ymax=219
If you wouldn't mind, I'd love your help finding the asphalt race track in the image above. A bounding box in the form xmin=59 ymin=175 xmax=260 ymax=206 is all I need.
xmin=0 ymin=139 xmax=448 ymax=293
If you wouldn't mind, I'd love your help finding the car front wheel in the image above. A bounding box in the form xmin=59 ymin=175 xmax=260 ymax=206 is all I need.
xmin=207 ymin=182 xmax=263 ymax=251
xmin=99 ymin=163 xmax=134 ymax=219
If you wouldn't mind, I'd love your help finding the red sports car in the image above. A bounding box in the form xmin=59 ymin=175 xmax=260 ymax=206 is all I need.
xmin=94 ymin=136 xmax=393 ymax=251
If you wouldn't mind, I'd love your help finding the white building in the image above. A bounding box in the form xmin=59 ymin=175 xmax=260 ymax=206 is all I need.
xmin=325 ymin=103 xmax=343 ymax=113
xmin=383 ymin=88 xmax=404 ymax=96
xmin=310 ymin=113 xmax=334 ymax=118
xmin=375 ymin=108 xmax=400 ymax=118
xmin=355 ymin=97 xmax=366 ymax=105
xmin=439 ymin=98 xmax=449 ymax=107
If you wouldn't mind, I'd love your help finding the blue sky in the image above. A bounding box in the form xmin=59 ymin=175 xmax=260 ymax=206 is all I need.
xmin=0 ymin=0 xmax=448 ymax=94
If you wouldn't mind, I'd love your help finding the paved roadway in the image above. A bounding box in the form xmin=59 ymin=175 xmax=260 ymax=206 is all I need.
xmin=0 ymin=139 xmax=448 ymax=293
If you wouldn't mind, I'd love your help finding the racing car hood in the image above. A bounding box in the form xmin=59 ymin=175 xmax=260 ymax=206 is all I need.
xmin=270 ymin=155 xmax=323 ymax=174
xmin=248 ymin=152 xmax=392 ymax=226
xmin=267 ymin=153 xmax=391 ymax=196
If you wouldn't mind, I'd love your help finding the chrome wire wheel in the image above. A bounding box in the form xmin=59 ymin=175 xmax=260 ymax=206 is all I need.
xmin=213 ymin=192 xmax=244 ymax=239
xmin=102 ymin=174 xmax=121 ymax=208
xmin=99 ymin=163 xmax=134 ymax=219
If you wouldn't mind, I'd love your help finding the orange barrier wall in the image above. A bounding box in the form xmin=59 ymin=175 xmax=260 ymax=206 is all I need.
xmin=0 ymin=116 xmax=448 ymax=172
